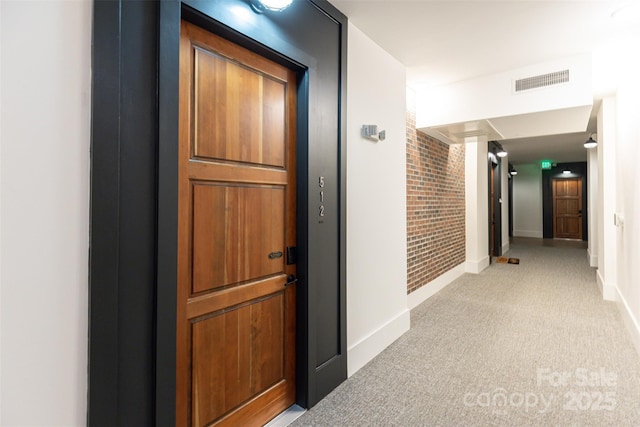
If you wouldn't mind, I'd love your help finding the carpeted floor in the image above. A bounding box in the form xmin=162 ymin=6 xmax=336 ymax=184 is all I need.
xmin=291 ymin=243 xmax=640 ymax=426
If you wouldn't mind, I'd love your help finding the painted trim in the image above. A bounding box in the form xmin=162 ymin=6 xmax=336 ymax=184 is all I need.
xmin=488 ymin=141 xmax=504 ymax=257
xmin=89 ymin=2 xmax=160 ymax=423
xmin=347 ymin=309 xmax=410 ymax=377
xmin=596 ymin=268 xmax=617 ymax=301
xmin=587 ymin=248 xmax=598 ymax=267
xmin=408 ymin=263 xmax=466 ymax=310
xmin=616 ymin=288 xmax=640 ymax=358
xmin=466 ymin=256 xmax=490 ymax=274
xmin=542 ymin=162 xmax=588 ymax=241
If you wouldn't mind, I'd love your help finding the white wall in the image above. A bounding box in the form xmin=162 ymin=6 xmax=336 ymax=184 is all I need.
xmin=1 ymin=1 xmax=91 ymax=425
xmin=512 ymin=163 xmax=543 ymax=238
xmin=610 ymin=38 xmax=640 ymax=354
xmin=597 ymin=98 xmax=617 ymax=301
xmin=415 ymin=53 xmax=592 ymax=129
xmin=345 ymin=22 xmax=409 ymax=376
xmin=0 ymin=3 xmax=3 ymax=420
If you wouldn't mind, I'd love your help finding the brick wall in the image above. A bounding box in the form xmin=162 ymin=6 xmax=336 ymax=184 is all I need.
xmin=406 ymin=105 xmax=466 ymax=294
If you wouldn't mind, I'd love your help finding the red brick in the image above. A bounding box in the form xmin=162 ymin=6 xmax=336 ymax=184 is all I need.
xmin=406 ymin=99 xmax=465 ymax=294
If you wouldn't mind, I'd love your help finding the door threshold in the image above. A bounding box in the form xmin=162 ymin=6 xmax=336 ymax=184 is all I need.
xmin=264 ymin=404 xmax=306 ymax=427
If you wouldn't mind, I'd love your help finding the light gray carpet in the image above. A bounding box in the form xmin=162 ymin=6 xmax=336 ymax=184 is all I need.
xmin=291 ymin=243 xmax=640 ymax=426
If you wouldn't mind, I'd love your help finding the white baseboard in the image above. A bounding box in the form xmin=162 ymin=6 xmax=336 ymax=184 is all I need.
xmin=596 ymin=268 xmax=617 ymax=301
xmin=513 ymin=230 xmax=543 ymax=238
xmin=347 ymin=309 xmax=410 ymax=377
xmin=502 ymin=242 xmax=510 ymax=254
xmin=466 ymin=256 xmax=490 ymax=274
xmin=587 ymin=248 xmax=598 ymax=267
xmin=407 ymin=263 xmax=466 ymax=310
xmin=616 ymin=288 xmax=640 ymax=358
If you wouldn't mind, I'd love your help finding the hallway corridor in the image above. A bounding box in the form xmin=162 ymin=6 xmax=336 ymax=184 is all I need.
xmin=292 ymin=242 xmax=640 ymax=426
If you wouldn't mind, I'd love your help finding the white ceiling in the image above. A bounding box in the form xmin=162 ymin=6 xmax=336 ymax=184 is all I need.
xmin=329 ymin=0 xmax=640 ymax=164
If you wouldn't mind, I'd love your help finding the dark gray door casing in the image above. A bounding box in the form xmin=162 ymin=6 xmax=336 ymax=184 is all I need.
xmin=541 ymin=162 xmax=588 ymax=240
xmin=89 ymin=0 xmax=348 ymax=425
xmin=488 ymin=141 xmax=503 ymax=258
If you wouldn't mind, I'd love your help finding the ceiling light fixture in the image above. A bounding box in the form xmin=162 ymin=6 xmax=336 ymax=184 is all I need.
xmin=583 ymin=133 xmax=598 ymax=149
xmin=563 ymin=170 xmax=572 ymax=174
xmin=250 ymin=0 xmax=293 ymax=13
xmin=497 ymin=149 xmax=508 ymax=158
xmin=511 ymin=169 xmax=518 ymax=176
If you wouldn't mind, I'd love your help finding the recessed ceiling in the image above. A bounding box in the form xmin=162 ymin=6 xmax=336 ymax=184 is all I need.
xmin=501 ymin=133 xmax=590 ymax=165
xmin=329 ymin=0 xmax=640 ymax=163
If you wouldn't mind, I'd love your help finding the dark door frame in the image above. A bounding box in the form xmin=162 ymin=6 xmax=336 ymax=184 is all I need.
xmin=551 ymin=177 xmax=583 ymax=239
xmin=88 ymin=1 xmax=347 ymax=424
xmin=488 ymin=141 xmax=503 ymax=259
xmin=508 ymin=163 xmax=514 ymax=238
xmin=542 ymin=162 xmax=588 ymax=240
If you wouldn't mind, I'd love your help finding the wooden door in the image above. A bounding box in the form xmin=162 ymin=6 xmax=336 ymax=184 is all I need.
xmin=177 ymin=21 xmax=297 ymax=427
xmin=553 ymin=178 xmax=582 ymax=239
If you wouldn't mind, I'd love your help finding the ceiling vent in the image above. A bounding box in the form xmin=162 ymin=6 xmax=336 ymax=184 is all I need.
xmin=514 ymin=69 xmax=570 ymax=92
xmin=452 ymin=129 xmax=489 ymax=138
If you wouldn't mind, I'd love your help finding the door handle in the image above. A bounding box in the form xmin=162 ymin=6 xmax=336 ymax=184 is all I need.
xmin=284 ymin=275 xmax=298 ymax=287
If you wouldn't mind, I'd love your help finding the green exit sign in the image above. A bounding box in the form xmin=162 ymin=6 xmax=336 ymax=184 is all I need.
xmin=541 ymin=160 xmax=553 ymax=170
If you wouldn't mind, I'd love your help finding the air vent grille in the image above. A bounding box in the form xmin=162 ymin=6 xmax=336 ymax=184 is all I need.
xmin=515 ymin=69 xmax=569 ymax=92
xmin=453 ymin=130 xmax=489 ymax=138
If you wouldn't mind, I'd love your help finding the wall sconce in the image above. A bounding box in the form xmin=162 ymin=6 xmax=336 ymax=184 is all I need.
xmin=250 ymin=0 xmax=293 ymax=13
xmin=361 ymin=125 xmax=386 ymax=141
xmin=489 ymin=141 xmax=507 ymax=159
xmin=583 ymin=133 xmax=597 ymax=149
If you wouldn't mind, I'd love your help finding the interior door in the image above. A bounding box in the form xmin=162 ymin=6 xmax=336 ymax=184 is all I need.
xmin=177 ymin=20 xmax=297 ymax=427
xmin=553 ymin=178 xmax=582 ymax=239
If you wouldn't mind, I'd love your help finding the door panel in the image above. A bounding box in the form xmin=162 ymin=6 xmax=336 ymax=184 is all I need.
xmin=193 ymin=46 xmax=286 ymax=167
xmin=191 ymin=292 xmax=285 ymax=425
xmin=556 ymin=199 xmax=579 ymax=215
xmin=553 ymin=178 xmax=582 ymax=239
xmin=178 ymin=20 xmax=297 ymax=427
xmin=192 ymin=184 xmax=285 ymax=293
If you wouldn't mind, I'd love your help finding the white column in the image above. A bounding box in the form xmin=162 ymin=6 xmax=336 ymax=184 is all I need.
xmin=587 ymin=143 xmax=598 ymax=267
xmin=465 ymin=138 xmax=489 ymax=273
xmin=597 ymin=97 xmax=617 ymax=300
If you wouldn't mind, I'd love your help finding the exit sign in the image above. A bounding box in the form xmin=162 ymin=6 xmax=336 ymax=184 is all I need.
xmin=541 ymin=160 xmax=552 ymax=170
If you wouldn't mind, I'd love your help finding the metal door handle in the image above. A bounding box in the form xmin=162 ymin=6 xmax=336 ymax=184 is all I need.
xmin=285 ymin=275 xmax=298 ymax=287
